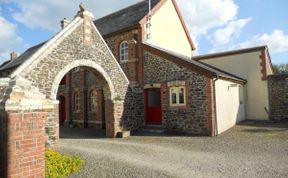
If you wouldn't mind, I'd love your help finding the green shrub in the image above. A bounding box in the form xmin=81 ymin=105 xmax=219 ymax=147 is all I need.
xmin=45 ymin=149 xmax=84 ymax=178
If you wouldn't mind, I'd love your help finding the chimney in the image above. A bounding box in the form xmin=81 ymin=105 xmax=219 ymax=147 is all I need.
xmin=10 ymin=52 xmax=17 ymax=60
xmin=60 ymin=18 xmax=70 ymax=29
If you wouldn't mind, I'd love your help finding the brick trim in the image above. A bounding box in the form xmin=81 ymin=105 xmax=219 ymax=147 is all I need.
xmin=260 ymin=48 xmax=274 ymax=80
xmin=206 ymin=78 xmax=216 ymax=136
xmin=138 ymin=24 xmax=145 ymax=86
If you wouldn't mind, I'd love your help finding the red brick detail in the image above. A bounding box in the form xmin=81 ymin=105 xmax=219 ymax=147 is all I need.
xmin=138 ymin=25 xmax=145 ymax=87
xmin=105 ymin=100 xmax=115 ymax=137
xmin=105 ymin=100 xmax=124 ymax=138
xmin=206 ymin=78 xmax=216 ymax=136
xmin=82 ymin=15 xmax=94 ymax=45
xmin=260 ymin=50 xmax=268 ymax=80
xmin=5 ymin=112 xmax=47 ymax=178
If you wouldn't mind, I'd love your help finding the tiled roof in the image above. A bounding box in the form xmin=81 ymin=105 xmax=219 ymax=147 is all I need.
xmin=94 ymin=0 xmax=160 ymax=36
xmin=0 ymin=42 xmax=46 ymax=72
xmin=142 ymin=42 xmax=246 ymax=83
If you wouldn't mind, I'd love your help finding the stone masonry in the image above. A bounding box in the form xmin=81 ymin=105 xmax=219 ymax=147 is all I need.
xmin=0 ymin=10 xmax=132 ymax=178
xmin=268 ymin=74 xmax=288 ymax=120
xmin=144 ymin=51 xmax=211 ymax=135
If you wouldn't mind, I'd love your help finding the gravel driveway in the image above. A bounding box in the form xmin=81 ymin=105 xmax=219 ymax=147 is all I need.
xmin=60 ymin=120 xmax=288 ymax=178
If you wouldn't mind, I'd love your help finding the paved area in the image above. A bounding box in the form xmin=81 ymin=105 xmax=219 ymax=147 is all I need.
xmin=60 ymin=121 xmax=288 ymax=178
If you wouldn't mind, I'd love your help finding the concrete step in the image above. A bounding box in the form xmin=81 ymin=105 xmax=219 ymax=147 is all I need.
xmin=141 ymin=124 xmax=165 ymax=134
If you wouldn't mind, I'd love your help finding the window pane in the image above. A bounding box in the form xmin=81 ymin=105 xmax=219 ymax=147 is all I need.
xmin=120 ymin=41 xmax=128 ymax=61
xmin=179 ymin=88 xmax=185 ymax=104
xmin=148 ymin=90 xmax=160 ymax=107
xmin=172 ymin=93 xmax=177 ymax=104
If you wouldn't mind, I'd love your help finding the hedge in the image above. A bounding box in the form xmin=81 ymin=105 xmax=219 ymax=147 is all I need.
xmin=45 ymin=149 xmax=84 ymax=178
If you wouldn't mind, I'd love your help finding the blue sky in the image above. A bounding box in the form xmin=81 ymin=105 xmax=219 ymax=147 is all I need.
xmin=0 ymin=0 xmax=287 ymax=64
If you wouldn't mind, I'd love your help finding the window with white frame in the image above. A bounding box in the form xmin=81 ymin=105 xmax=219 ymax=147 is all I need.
xmin=170 ymin=86 xmax=186 ymax=106
xmin=119 ymin=41 xmax=128 ymax=62
xmin=74 ymin=92 xmax=80 ymax=111
xmin=89 ymin=90 xmax=97 ymax=112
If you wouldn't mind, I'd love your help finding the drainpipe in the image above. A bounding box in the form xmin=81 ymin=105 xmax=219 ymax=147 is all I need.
xmin=213 ymin=76 xmax=219 ymax=136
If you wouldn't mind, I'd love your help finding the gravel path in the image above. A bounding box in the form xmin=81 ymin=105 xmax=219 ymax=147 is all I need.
xmin=60 ymin=121 xmax=288 ymax=178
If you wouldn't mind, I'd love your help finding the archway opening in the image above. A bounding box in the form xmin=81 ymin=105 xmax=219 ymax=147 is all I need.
xmin=56 ymin=66 xmax=111 ymax=138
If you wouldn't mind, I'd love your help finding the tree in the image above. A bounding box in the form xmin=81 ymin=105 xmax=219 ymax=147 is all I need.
xmin=273 ymin=63 xmax=288 ymax=74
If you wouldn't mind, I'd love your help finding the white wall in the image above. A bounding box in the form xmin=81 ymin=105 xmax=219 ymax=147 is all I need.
xmin=200 ymin=51 xmax=271 ymax=120
xmin=146 ymin=0 xmax=192 ymax=57
xmin=215 ymin=79 xmax=245 ymax=134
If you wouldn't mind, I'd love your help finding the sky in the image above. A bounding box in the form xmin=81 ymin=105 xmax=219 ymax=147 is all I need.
xmin=0 ymin=0 xmax=287 ymax=65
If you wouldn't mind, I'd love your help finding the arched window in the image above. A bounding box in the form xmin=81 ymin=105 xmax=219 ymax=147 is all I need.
xmin=89 ymin=90 xmax=97 ymax=112
xmin=74 ymin=92 xmax=80 ymax=111
xmin=119 ymin=41 xmax=128 ymax=62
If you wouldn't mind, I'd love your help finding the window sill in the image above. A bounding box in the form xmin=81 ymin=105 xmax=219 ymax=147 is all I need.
xmin=120 ymin=60 xmax=128 ymax=64
xmin=169 ymin=105 xmax=187 ymax=109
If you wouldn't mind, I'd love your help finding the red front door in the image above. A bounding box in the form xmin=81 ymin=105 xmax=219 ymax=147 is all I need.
xmin=145 ymin=88 xmax=162 ymax=124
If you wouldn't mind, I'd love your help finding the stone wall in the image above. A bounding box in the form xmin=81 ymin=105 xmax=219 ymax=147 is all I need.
xmin=268 ymin=74 xmax=288 ymax=120
xmin=19 ymin=18 xmax=129 ymax=101
xmin=122 ymin=86 xmax=144 ymax=131
xmin=144 ymin=51 xmax=211 ymax=135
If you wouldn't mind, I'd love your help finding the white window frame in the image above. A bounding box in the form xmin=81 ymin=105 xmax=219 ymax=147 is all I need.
xmin=169 ymin=86 xmax=186 ymax=107
xmin=119 ymin=41 xmax=128 ymax=62
xmin=74 ymin=92 xmax=80 ymax=112
xmin=89 ymin=90 xmax=97 ymax=112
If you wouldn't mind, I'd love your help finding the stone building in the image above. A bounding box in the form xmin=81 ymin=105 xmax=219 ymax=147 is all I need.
xmin=0 ymin=1 xmax=277 ymax=176
xmin=0 ymin=0 xmax=274 ymax=137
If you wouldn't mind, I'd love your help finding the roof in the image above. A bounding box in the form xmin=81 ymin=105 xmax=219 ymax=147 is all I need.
xmin=0 ymin=42 xmax=46 ymax=72
xmin=94 ymin=0 xmax=160 ymax=36
xmin=193 ymin=46 xmax=267 ymax=60
xmin=141 ymin=42 xmax=246 ymax=84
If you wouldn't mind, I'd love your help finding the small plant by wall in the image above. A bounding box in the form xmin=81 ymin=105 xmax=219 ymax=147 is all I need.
xmin=45 ymin=149 xmax=84 ymax=178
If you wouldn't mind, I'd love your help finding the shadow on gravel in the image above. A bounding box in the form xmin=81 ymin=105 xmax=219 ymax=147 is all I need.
xmin=60 ymin=127 xmax=106 ymax=139
xmin=237 ymin=120 xmax=288 ymax=133
xmin=238 ymin=120 xmax=288 ymax=128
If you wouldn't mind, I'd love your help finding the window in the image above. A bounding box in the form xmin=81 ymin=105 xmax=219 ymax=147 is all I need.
xmin=170 ymin=86 xmax=186 ymax=106
xmin=74 ymin=92 xmax=80 ymax=111
xmin=119 ymin=41 xmax=128 ymax=62
xmin=89 ymin=90 xmax=97 ymax=112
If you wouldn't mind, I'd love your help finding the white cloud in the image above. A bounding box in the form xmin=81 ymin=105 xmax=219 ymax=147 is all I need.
xmin=236 ymin=30 xmax=288 ymax=54
xmin=210 ymin=18 xmax=251 ymax=46
xmin=177 ymin=0 xmax=238 ymax=39
xmin=10 ymin=0 xmax=141 ymax=32
xmin=0 ymin=16 xmax=23 ymax=62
